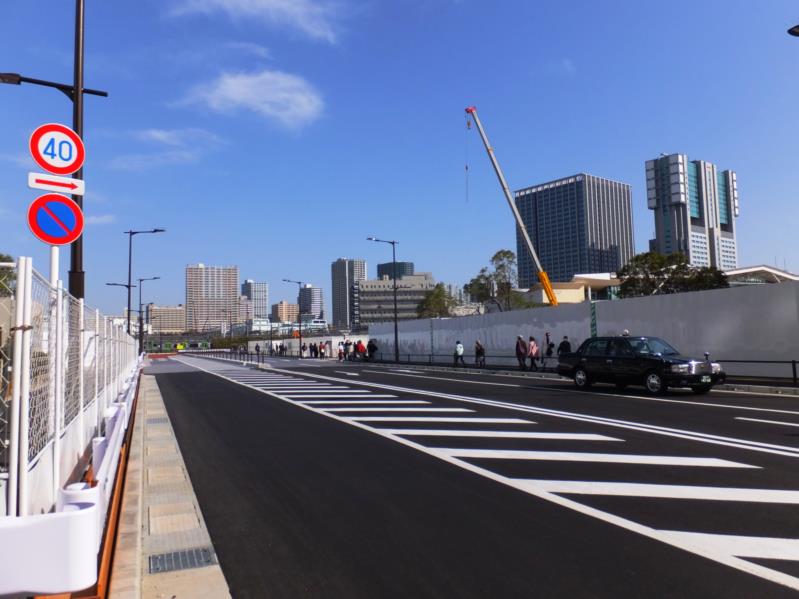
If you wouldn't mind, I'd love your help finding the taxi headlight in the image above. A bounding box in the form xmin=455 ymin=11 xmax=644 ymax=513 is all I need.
xmin=670 ymin=363 xmax=690 ymax=374
xmin=711 ymin=362 xmax=722 ymax=374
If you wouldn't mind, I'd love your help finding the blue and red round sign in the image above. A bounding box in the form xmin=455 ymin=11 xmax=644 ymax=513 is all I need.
xmin=27 ymin=193 xmax=84 ymax=246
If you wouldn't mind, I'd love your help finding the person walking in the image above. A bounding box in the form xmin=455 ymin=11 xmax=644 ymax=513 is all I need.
xmin=301 ymin=342 xmax=307 ymax=358
xmin=320 ymin=342 xmax=327 ymax=359
xmin=542 ymin=331 xmax=553 ymax=370
xmin=474 ymin=340 xmax=486 ymax=368
xmin=515 ymin=335 xmax=528 ymax=371
xmin=528 ymin=336 xmax=539 ymax=372
xmin=367 ymin=339 xmax=378 ymax=362
xmin=454 ymin=340 xmax=466 ymax=367
xmin=557 ymin=335 xmax=572 ymax=356
xmin=338 ymin=341 xmax=345 ymax=361
xmin=344 ymin=338 xmax=353 ymax=361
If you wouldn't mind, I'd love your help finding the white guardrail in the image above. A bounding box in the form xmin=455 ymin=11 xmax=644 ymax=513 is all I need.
xmin=0 ymin=257 xmax=141 ymax=595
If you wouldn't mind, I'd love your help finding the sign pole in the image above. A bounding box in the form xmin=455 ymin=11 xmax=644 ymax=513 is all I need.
xmin=49 ymin=245 xmax=58 ymax=288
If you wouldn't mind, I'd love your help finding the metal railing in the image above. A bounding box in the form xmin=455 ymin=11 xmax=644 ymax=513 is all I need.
xmin=2 ymin=257 xmax=139 ymax=516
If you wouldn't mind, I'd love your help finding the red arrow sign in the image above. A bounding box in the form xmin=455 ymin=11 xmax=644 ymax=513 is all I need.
xmin=34 ymin=177 xmax=78 ymax=190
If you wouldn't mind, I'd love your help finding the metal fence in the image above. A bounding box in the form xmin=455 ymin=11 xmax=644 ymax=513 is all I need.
xmin=1 ymin=257 xmax=139 ymax=516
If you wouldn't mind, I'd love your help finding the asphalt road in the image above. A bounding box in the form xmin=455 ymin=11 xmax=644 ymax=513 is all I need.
xmin=151 ymin=355 xmax=799 ymax=598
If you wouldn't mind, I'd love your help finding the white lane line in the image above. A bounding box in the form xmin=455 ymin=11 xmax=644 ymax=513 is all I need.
xmin=284 ymin=394 xmax=399 ymax=399
xmin=269 ymin=368 xmax=799 ymax=459
xmin=264 ymin=388 xmax=367 ymax=393
xmin=660 ymin=531 xmax=799 ymax=561
xmin=299 ymin=400 xmax=431 ymax=405
xmin=517 ymin=480 xmax=799 ymax=503
xmin=175 ymin=357 xmax=799 ymax=591
xmin=349 ymin=417 xmax=534 ymax=423
xmin=364 ymin=370 xmax=521 ymax=388
xmin=736 ymin=417 xmax=799 ymax=428
xmin=322 ymin=407 xmax=474 ymax=413
xmin=334 ymin=371 xmax=360 ymax=376
xmin=434 ymin=449 xmax=757 ymax=468
xmin=383 ymin=430 xmax=621 ymax=441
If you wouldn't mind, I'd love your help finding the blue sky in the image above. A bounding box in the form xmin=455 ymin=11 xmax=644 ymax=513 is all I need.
xmin=1 ymin=0 xmax=798 ymax=315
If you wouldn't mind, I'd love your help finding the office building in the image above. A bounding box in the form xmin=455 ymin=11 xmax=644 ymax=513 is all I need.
xmin=514 ymin=174 xmax=635 ymax=286
xmin=298 ymin=284 xmax=324 ymax=319
xmin=146 ymin=304 xmax=186 ymax=333
xmin=646 ymin=154 xmax=739 ymax=270
xmin=185 ymin=264 xmax=240 ymax=331
xmin=241 ymin=280 xmax=269 ymax=318
xmin=377 ymin=261 xmax=415 ymax=280
xmin=271 ymin=301 xmax=299 ymax=323
xmin=331 ymin=258 xmax=367 ymax=330
xmin=357 ymin=273 xmax=438 ymax=326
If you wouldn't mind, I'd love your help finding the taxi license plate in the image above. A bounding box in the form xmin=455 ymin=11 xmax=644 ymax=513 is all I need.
xmin=701 ymin=375 xmax=711 ymax=383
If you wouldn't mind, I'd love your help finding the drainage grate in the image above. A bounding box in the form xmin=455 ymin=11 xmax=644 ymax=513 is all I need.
xmin=147 ymin=416 xmax=169 ymax=425
xmin=148 ymin=546 xmax=217 ymax=574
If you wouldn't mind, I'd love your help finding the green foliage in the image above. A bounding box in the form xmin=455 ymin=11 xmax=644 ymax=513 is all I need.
xmin=417 ymin=283 xmax=456 ymax=318
xmin=617 ymin=252 xmax=729 ymax=298
xmin=465 ymin=249 xmax=530 ymax=311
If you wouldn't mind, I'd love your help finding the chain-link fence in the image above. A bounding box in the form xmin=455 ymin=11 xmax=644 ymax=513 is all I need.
xmin=0 ymin=262 xmax=16 ymax=477
xmin=3 ymin=256 xmax=139 ymax=516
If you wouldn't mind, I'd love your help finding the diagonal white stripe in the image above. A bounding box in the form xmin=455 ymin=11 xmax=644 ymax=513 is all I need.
xmin=382 ymin=430 xmax=619 ymax=440
xmin=660 ymin=531 xmax=799 ymax=560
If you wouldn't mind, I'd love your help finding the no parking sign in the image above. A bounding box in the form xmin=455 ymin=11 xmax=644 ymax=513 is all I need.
xmin=27 ymin=193 xmax=84 ymax=246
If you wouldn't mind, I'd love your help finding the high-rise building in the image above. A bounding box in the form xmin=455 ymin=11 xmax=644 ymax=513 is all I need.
xmin=377 ymin=261 xmax=414 ymax=280
xmin=646 ymin=154 xmax=739 ymax=270
xmin=185 ymin=264 xmax=240 ymax=331
xmin=271 ymin=300 xmax=299 ymax=323
xmin=241 ymin=280 xmax=269 ymax=318
xmin=331 ymin=258 xmax=367 ymax=330
xmin=357 ymin=273 xmax=438 ymax=325
xmin=146 ymin=304 xmax=186 ymax=333
xmin=514 ymin=174 xmax=635 ymax=286
xmin=298 ymin=284 xmax=324 ymax=319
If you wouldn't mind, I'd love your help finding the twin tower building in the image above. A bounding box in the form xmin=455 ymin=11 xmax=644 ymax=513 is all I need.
xmin=513 ymin=154 xmax=739 ymax=287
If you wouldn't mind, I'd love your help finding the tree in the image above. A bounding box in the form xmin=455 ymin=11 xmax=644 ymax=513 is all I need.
xmin=618 ymin=252 xmax=729 ymax=298
xmin=0 ymin=252 xmax=14 ymax=297
xmin=465 ymin=250 xmax=535 ymax=311
xmin=417 ymin=283 xmax=456 ymax=318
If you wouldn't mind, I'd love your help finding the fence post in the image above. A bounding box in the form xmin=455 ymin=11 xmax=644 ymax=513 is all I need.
xmin=103 ymin=317 xmax=108 ymax=420
xmin=53 ymin=281 xmax=64 ymax=506
xmin=7 ymin=257 xmax=28 ymax=516
xmin=18 ymin=256 xmax=33 ymax=516
xmin=95 ymin=309 xmax=101 ymax=435
xmin=77 ymin=298 xmax=85 ymax=449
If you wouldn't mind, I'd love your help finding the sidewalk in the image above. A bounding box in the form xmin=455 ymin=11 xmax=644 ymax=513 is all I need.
xmin=109 ymin=372 xmax=231 ymax=599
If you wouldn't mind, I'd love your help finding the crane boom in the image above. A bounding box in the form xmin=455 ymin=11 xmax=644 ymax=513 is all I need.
xmin=465 ymin=106 xmax=559 ymax=306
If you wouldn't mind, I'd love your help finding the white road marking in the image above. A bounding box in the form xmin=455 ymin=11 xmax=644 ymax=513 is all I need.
xmin=517 ymin=480 xmax=799 ymax=503
xmin=660 ymin=531 xmax=799 ymax=561
xmin=434 ymin=449 xmax=756 ymax=468
xmin=281 ymin=394 xmax=398 ymax=399
xmin=382 ymin=430 xmax=620 ymax=441
xmin=299 ymin=400 xmax=430 ymax=405
xmin=364 ymin=370 xmax=521 ymax=387
xmin=322 ymin=407 xmax=474 ymax=413
xmin=735 ymin=417 xmax=799 ymax=428
xmin=349 ymin=417 xmax=534 ymax=423
xmin=334 ymin=371 xmax=360 ymax=376
xmin=269 ymin=389 xmax=369 ymax=393
xmin=175 ymin=356 xmax=799 ymax=591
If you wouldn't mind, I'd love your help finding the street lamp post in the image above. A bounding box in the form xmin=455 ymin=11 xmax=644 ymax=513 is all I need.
xmin=283 ymin=279 xmax=305 ymax=358
xmin=367 ymin=237 xmax=400 ymax=363
xmin=137 ymin=276 xmax=159 ymax=355
xmin=1 ymin=0 xmax=109 ymax=299
xmin=124 ymin=228 xmax=165 ymax=334
xmin=106 ymin=282 xmax=136 ymax=335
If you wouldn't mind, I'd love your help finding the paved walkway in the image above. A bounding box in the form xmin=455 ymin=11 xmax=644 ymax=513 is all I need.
xmin=109 ymin=367 xmax=231 ymax=598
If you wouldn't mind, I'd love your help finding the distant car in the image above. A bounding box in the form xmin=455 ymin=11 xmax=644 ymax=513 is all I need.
xmin=557 ymin=336 xmax=725 ymax=395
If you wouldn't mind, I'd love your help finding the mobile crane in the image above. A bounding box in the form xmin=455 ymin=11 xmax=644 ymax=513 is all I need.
xmin=465 ymin=106 xmax=559 ymax=306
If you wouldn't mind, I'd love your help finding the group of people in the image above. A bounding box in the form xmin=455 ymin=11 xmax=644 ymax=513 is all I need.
xmin=514 ymin=332 xmax=571 ymax=371
xmin=300 ymin=342 xmax=327 ymax=358
xmin=337 ymin=339 xmax=379 ymax=362
xmin=453 ymin=340 xmax=486 ymax=368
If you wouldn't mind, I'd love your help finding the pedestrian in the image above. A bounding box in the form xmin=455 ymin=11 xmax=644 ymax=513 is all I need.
xmin=528 ymin=336 xmax=539 ymax=372
xmin=320 ymin=342 xmax=326 ymax=359
xmin=355 ymin=340 xmax=366 ymax=361
xmin=367 ymin=339 xmax=378 ymax=361
xmin=344 ymin=338 xmax=353 ymax=361
xmin=301 ymin=342 xmax=307 ymax=358
xmin=255 ymin=343 xmax=260 ymax=356
xmin=515 ymin=335 xmax=528 ymax=371
xmin=474 ymin=340 xmax=486 ymax=368
xmin=338 ymin=341 xmax=345 ymax=361
xmin=557 ymin=335 xmax=572 ymax=356
xmin=453 ymin=340 xmax=466 ymax=367
xmin=542 ymin=331 xmax=553 ymax=370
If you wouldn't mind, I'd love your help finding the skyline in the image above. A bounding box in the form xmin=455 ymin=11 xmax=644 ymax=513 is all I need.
xmin=1 ymin=1 xmax=798 ymax=316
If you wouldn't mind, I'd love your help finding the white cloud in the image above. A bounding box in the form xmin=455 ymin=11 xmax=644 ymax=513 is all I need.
xmin=132 ymin=128 xmax=225 ymax=147
xmin=0 ymin=152 xmax=31 ymax=168
xmin=109 ymin=128 xmax=225 ymax=171
xmin=108 ymin=149 xmax=199 ymax=171
xmin=182 ymin=69 xmax=324 ymax=128
xmin=171 ymin=0 xmax=338 ymax=43
xmin=226 ymin=41 xmax=272 ymax=59
xmin=85 ymin=214 xmax=117 ymax=225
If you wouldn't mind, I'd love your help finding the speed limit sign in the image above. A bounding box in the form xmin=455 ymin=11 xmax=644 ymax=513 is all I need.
xmin=29 ymin=123 xmax=85 ymax=176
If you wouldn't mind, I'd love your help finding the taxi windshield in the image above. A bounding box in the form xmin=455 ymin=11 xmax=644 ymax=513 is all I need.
xmin=630 ymin=337 xmax=679 ymax=356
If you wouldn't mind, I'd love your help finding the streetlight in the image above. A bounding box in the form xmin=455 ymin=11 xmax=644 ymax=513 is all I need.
xmin=789 ymin=24 xmax=799 ymax=37
xmin=367 ymin=237 xmax=400 ymax=363
xmin=282 ymin=279 xmax=305 ymax=358
xmin=106 ymin=282 xmax=136 ymax=330
xmin=150 ymin=314 xmax=164 ymax=352
xmin=124 ymin=228 xmax=165 ymax=334
xmin=1 ymin=0 xmax=109 ymax=300
xmin=137 ymin=276 xmax=159 ymax=354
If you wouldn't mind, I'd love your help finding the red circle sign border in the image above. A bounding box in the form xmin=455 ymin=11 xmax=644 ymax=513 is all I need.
xmin=28 ymin=123 xmax=86 ymax=175
xmin=27 ymin=193 xmax=85 ymax=246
